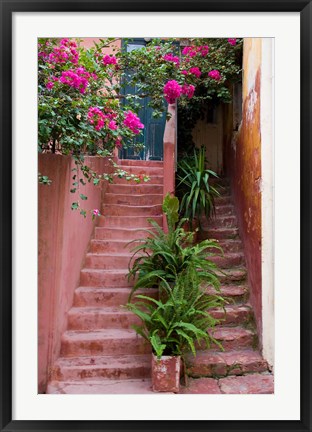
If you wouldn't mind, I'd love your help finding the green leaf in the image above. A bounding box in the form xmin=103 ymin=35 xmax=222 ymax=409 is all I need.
xmin=71 ymin=202 xmax=79 ymax=210
xmin=79 ymin=194 xmax=88 ymax=200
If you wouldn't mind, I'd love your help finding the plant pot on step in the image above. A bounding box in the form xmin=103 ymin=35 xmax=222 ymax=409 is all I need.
xmin=152 ymin=354 xmax=181 ymax=393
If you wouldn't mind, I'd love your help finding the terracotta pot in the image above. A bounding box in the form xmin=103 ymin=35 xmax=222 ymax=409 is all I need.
xmin=151 ymin=354 xmax=181 ymax=393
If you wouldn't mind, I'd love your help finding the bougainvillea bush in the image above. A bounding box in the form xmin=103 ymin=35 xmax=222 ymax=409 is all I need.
xmin=38 ymin=37 xmax=242 ymax=215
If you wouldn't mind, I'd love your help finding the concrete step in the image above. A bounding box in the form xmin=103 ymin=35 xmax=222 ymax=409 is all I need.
xmin=47 ymin=378 xmax=156 ymax=394
xmin=80 ymin=269 xmax=132 ymax=287
xmin=106 ymin=183 xmax=163 ymax=194
xmin=102 ymin=204 xmax=163 ymax=217
xmin=61 ymin=329 xmax=151 ymax=357
xmin=74 ymin=287 xmax=158 ymax=307
xmin=210 ymin=239 xmax=243 ymax=254
xmin=98 ymin=215 xmax=163 ymax=228
xmin=68 ymin=306 xmax=141 ymax=330
xmin=90 ymin=239 xmax=142 ymax=253
xmin=51 ymin=354 xmax=151 ymax=381
xmin=68 ymin=303 xmax=252 ymax=331
xmin=205 ymin=215 xmax=238 ymax=229
xmin=214 ymin=204 xmax=235 ymax=217
xmin=218 ymin=373 xmax=274 ymax=394
xmin=216 ymin=267 xmax=247 ymax=284
xmin=112 ymin=175 xmax=163 ymax=185
xmin=214 ymin=195 xmax=233 ymax=205
xmin=104 ymin=193 xmax=163 ymax=206
xmin=207 ymin=252 xmax=245 ymax=269
xmin=119 ymin=159 xmax=163 ymax=167
xmin=208 ymin=326 xmax=257 ymax=351
xmin=85 ymin=253 xmax=136 ymax=270
xmin=116 ymin=165 xmax=164 ymax=176
xmin=210 ymin=304 xmax=253 ymax=326
xmin=200 ymin=227 xmax=240 ymax=240
xmin=48 ymin=374 xmax=274 ymax=394
xmin=94 ymin=227 xmax=154 ymax=241
xmin=185 ymin=349 xmax=269 ymax=378
xmin=206 ymin=284 xmax=249 ymax=304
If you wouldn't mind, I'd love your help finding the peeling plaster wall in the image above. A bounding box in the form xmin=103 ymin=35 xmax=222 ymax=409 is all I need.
xmin=38 ymin=155 xmax=110 ymax=392
xmin=224 ymin=38 xmax=263 ymax=346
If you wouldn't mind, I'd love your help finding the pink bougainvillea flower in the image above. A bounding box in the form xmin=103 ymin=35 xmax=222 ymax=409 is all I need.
xmin=87 ymin=106 xmax=106 ymax=130
xmin=228 ymin=38 xmax=237 ymax=46
xmin=182 ymin=46 xmax=197 ymax=57
xmin=92 ymin=209 xmax=100 ymax=216
xmin=48 ymin=39 xmax=78 ymax=64
xmin=163 ymin=80 xmax=182 ymax=104
xmin=108 ymin=120 xmax=118 ymax=130
xmin=208 ymin=69 xmax=221 ymax=80
xmin=123 ymin=111 xmax=144 ymax=134
xmin=182 ymin=84 xmax=195 ymax=99
xmin=198 ymin=45 xmax=209 ymax=56
xmin=163 ymin=53 xmax=180 ymax=66
xmin=46 ymin=81 xmax=54 ymax=90
xmin=59 ymin=69 xmax=88 ymax=93
xmin=181 ymin=70 xmax=188 ymax=75
xmin=103 ymin=55 xmax=117 ymax=66
xmin=189 ymin=67 xmax=201 ymax=78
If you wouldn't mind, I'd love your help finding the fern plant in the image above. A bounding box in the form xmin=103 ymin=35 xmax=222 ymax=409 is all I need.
xmin=126 ymin=266 xmax=225 ymax=359
xmin=127 ymin=194 xmax=222 ymax=299
xmin=176 ymin=146 xmax=220 ymax=230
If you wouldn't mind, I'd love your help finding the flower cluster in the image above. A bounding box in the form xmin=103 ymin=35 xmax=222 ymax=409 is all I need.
xmin=103 ymin=55 xmax=118 ymax=66
xmin=59 ymin=69 xmax=89 ymax=93
xmin=123 ymin=111 xmax=144 ymax=134
xmin=87 ymin=107 xmax=106 ymax=130
xmin=87 ymin=106 xmax=119 ymax=131
xmin=182 ymin=45 xmax=209 ymax=57
xmin=163 ymin=80 xmax=182 ymax=104
xmin=228 ymin=38 xmax=237 ymax=46
xmin=47 ymin=39 xmax=79 ymax=64
xmin=182 ymin=84 xmax=195 ymax=99
xmin=189 ymin=67 xmax=202 ymax=78
xmin=208 ymin=69 xmax=221 ymax=80
xmin=163 ymin=53 xmax=180 ymax=66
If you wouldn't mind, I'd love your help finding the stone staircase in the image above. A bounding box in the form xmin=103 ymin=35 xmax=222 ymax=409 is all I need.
xmin=47 ymin=165 xmax=273 ymax=394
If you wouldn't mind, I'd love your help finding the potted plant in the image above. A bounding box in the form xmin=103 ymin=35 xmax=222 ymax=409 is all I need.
xmin=176 ymin=146 xmax=220 ymax=231
xmin=126 ymin=194 xmax=225 ymax=392
xmin=127 ymin=266 xmax=225 ymax=392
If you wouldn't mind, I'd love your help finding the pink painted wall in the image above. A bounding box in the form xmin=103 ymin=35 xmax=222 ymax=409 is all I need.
xmin=223 ymin=39 xmax=263 ymax=345
xmin=38 ymin=154 xmax=110 ymax=393
xmin=163 ymin=103 xmax=177 ymax=231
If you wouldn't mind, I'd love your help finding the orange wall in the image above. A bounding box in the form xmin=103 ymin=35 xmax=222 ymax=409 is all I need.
xmin=224 ymin=38 xmax=262 ymax=344
xmin=38 ymin=154 xmax=110 ymax=392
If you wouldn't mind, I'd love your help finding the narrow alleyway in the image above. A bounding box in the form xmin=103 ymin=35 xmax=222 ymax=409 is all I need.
xmin=47 ymin=161 xmax=273 ymax=394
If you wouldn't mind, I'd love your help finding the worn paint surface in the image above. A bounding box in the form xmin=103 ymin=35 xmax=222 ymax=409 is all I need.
xmin=224 ymin=39 xmax=262 ymax=345
xmin=38 ymin=155 xmax=110 ymax=393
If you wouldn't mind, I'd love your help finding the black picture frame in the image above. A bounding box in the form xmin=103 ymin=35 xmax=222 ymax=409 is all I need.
xmin=1 ymin=0 xmax=311 ymax=431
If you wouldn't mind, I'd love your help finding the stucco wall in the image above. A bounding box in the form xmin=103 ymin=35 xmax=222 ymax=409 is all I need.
xmin=38 ymin=154 xmax=110 ymax=392
xmin=224 ymin=38 xmax=263 ymax=346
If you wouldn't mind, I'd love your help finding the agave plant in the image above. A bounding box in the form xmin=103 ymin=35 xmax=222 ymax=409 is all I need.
xmin=176 ymin=146 xmax=220 ymax=230
xmin=126 ymin=266 xmax=225 ymax=359
xmin=127 ymin=194 xmax=222 ymax=299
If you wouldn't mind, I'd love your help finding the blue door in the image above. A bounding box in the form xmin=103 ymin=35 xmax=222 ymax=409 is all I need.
xmin=120 ymin=39 xmax=166 ymax=161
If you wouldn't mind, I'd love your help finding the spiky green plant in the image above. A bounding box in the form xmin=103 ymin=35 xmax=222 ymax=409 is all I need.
xmin=127 ymin=194 xmax=222 ymax=299
xmin=176 ymin=146 xmax=220 ymax=230
xmin=126 ymin=266 xmax=225 ymax=359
